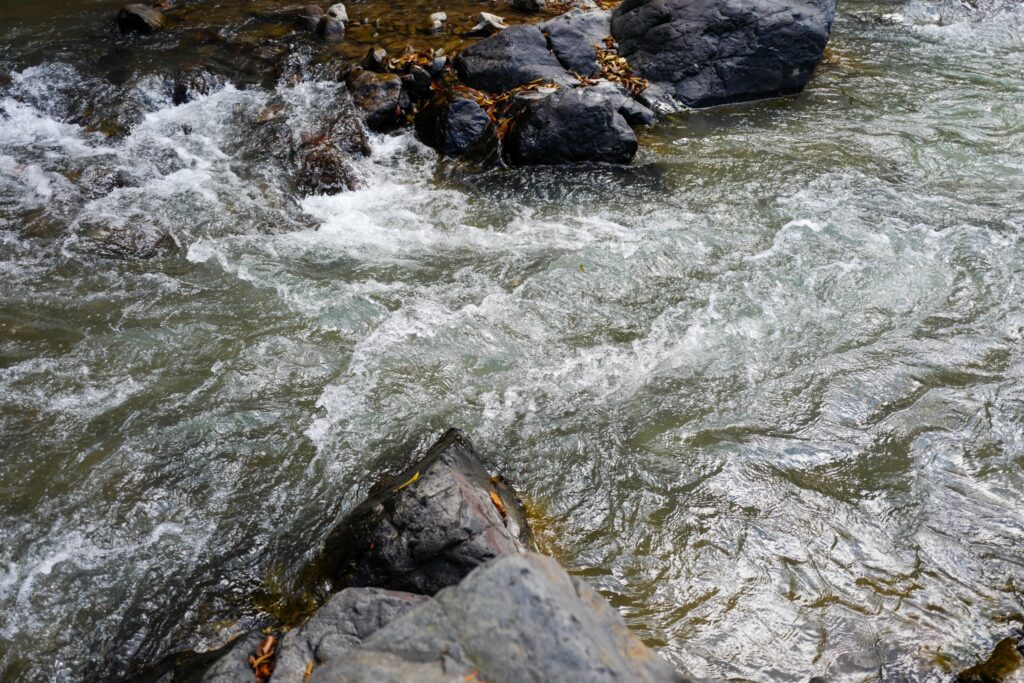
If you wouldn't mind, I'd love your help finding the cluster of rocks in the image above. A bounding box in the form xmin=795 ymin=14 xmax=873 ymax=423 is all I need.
xmin=125 ymin=0 xmax=836 ymax=170
xmin=152 ymin=429 xmax=691 ymax=682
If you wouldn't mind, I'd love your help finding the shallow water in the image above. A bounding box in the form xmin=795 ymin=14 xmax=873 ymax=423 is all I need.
xmin=1 ymin=0 xmax=1023 ymax=680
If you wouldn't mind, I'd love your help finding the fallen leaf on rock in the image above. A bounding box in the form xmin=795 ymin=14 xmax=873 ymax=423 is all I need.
xmin=489 ymin=491 xmax=507 ymax=519
xmin=251 ymin=635 xmax=277 ymax=683
xmin=395 ymin=470 xmax=420 ymax=491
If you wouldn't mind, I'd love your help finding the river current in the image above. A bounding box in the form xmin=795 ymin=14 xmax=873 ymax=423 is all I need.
xmin=1 ymin=0 xmax=1023 ymax=680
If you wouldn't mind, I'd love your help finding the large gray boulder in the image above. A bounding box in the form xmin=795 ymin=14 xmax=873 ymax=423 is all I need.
xmin=272 ymin=588 xmax=428 ymax=683
xmin=310 ymin=553 xmax=690 ymax=683
xmin=319 ymin=428 xmax=533 ymax=595
xmin=538 ymin=9 xmax=613 ymax=77
xmin=455 ymin=24 xmax=577 ymax=93
xmin=611 ymin=0 xmax=836 ymax=108
xmin=505 ymin=85 xmax=651 ymax=165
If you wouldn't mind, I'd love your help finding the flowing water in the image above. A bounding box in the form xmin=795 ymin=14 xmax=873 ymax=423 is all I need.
xmin=1 ymin=0 xmax=1023 ymax=680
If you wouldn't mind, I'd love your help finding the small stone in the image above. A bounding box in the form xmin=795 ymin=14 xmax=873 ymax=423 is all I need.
xmin=401 ymin=63 xmax=433 ymax=100
xmin=296 ymin=5 xmax=324 ymax=31
xmin=326 ymin=3 xmax=349 ymax=22
xmin=116 ymin=4 xmax=165 ymax=33
xmin=363 ymin=47 xmax=388 ymax=72
xmin=317 ymin=16 xmax=346 ymax=40
xmin=426 ymin=11 xmax=447 ymax=33
xmin=465 ymin=12 xmax=508 ymax=36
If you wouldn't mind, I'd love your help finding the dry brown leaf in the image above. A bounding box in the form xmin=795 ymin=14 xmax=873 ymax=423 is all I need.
xmin=489 ymin=490 xmax=507 ymax=519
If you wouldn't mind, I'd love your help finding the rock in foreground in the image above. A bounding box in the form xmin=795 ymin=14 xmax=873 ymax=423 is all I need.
xmin=271 ymin=588 xmax=428 ymax=683
xmin=320 ymin=428 xmax=533 ymax=595
xmin=311 ymin=553 xmax=691 ymax=683
xmin=611 ymin=0 xmax=836 ymax=108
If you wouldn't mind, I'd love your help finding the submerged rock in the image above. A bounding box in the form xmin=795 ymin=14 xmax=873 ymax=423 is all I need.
xmin=345 ymin=69 xmax=408 ymax=132
xmin=320 ymin=428 xmax=533 ymax=595
xmin=611 ymin=0 xmax=836 ymax=108
xmin=117 ymin=4 xmax=165 ymax=33
xmin=310 ymin=553 xmax=690 ymax=683
xmin=415 ymin=94 xmax=495 ymax=158
xmin=956 ymin=635 xmax=1024 ymax=683
xmin=296 ymin=141 xmax=361 ymax=195
xmin=171 ymin=67 xmax=225 ymax=105
xmin=455 ymin=24 xmax=576 ymax=92
xmin=539 ymin=8 xmax=612 ymax=77
xmin=272 ymin=588 xmax=428 ymax=683
xmin=78 ymin=224 xmax=176 ymax=260
xmin=362 ymin=47 xmax=388 ymax=72
xmin=505 ymin=85 xmax=647 ymax=165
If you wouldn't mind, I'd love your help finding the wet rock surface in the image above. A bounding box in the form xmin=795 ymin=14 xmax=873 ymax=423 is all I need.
xmin=611 ymin=0 xmax=836 ymax=107
xmin=320 ymin=428 xmax=533 ymax=595
xmin=171 ymin=68 xmax=226 ymax=105
xmin=505 ymin=85 xmax=646 ymax=165
xmin=272 ymin=588 xmax=428 ymax=683
xmin=345 ymin=69 xmax=408 ymax=132
xmin=310 ymin=553 xmax=691 ymax=683
xmin=539 ymin=9 xmax=612 ymax=77
xmin=415 ymin=95 xmax=495 ymax=159
xmin=455 ymin=24 xmax=577 ymax=92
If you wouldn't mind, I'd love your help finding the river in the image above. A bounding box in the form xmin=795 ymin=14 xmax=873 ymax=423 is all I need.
xmin=1 ymin=0 xmax=1023 ymax=680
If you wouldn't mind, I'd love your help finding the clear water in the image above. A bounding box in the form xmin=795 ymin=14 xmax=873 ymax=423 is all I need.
xmin=1 ymin=0 xmax=1023 ymax=680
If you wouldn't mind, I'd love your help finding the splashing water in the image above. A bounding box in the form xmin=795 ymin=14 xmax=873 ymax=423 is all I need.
xmin=1 ymin=0 xmax=1023 ymax=680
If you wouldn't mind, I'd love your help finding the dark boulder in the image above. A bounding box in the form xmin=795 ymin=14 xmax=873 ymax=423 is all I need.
xmin=611 ymin=0 xmax=836 ymax=108
xmin=310 ymin=553 xmax=691 ymax=683
xmin=455 ymin=24 xmax=577 ymax=93
xmin=538 ymin=9 xmax=612 ymax=77
xmin=272 ymin=588 xmax=428 ymax=683
xmin=320 ymin=428 xmax=533 ymax=595
xmin=505 ymin=85 xmax=647 ymax=165
xmin=171 ymin=67 xmax=225 ymax=105
xmin=117 ymin=4 xmax=165 ymax=33
xmin=345 ymin=69 xmax=408 ymax=132
xmin=415 ymin=95 xmax=495 ymax=158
